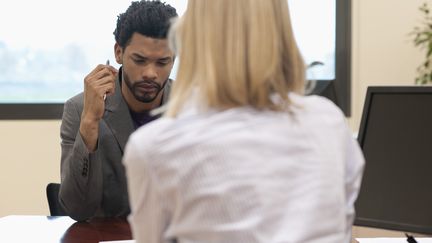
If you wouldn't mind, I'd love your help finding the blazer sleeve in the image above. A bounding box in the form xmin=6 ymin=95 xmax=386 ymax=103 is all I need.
xmin=59 ymin=97 xmax=104 ymax=221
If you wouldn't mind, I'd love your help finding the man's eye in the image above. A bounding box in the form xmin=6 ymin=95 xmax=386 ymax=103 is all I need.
xmin=157 ymin=61 xmax=169 ymax=66
xmin=133 ymin=59 xmax=146 ymax=64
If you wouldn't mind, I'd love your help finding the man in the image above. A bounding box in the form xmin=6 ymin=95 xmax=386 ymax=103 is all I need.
xmin=59 ymin=0 xmax=177 ymax=221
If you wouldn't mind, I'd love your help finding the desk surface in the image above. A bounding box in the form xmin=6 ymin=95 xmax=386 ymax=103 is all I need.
xmin=0 ymin=215 xmax=132 ymax=243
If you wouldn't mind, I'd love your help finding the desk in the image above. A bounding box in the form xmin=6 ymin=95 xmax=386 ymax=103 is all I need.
xmin=351 ymin=225 xmax=432 ymax=243
xmin=0 ymin=215 xmax=132 ymax=243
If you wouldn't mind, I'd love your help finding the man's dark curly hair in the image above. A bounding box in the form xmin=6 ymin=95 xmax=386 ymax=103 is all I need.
xmin=113 ymin=0 xmax=178 ymax=48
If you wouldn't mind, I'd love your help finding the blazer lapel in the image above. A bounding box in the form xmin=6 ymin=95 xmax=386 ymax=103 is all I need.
xmin=103 ymin=70 xmax=135 ymax=153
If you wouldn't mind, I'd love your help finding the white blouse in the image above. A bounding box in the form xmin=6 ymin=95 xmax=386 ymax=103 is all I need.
xmin=123 ymin=93 xmax=364 ymax=243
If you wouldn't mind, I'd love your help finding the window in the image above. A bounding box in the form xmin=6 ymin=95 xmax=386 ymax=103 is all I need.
xmin=0 ymin=0 xmax=350 ymax=119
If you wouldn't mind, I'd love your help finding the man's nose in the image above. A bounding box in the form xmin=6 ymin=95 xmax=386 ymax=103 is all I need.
xmin=142 ymin=64 xmax=157 ymax=80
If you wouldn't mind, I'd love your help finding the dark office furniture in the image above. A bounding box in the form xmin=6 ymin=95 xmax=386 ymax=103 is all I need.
xmin=46 ymin=183 xmax=67 ymax=216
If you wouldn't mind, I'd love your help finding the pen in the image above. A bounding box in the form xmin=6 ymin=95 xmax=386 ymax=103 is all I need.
xmin=103 ymin=60 xmax=109 ymax=100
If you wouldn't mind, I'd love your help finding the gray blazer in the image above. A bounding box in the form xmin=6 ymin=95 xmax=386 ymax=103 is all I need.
xmin=59 ymin=69 xmax=172 ymax=221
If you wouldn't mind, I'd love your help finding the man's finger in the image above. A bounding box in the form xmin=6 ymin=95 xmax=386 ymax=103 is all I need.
xmin=88 ymin=68 xmax=115 ymax=84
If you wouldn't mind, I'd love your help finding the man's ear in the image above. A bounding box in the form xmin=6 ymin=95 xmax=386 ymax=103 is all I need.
xmin=114 ymin=43 xmax=123 ymax=64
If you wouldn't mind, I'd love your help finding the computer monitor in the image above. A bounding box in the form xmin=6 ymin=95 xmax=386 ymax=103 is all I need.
xmin=305 ymin=80 xmax=339 ymax=106
xmin=354 ymin=86 xmax=432 ymax=234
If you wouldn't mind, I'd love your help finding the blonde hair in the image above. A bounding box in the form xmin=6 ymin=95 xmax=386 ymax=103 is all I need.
xmin=166 ymin=0 xmax=305 ymax=117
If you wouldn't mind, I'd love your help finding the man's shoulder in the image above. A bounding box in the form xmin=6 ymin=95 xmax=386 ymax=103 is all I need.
xmin=65 ymin=92 xmax=84 ymax=105
xmin=166 ymin=78 xmax=174 ymax=87
xmin=162 ymin=79 xmax=174 ymax=105
xmin=63 ymin=92 xmax=84 ymax=113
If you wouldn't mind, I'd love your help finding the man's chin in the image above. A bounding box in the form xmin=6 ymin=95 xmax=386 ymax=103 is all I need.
xmin=134 ymin=94 xmax=158 ymax=103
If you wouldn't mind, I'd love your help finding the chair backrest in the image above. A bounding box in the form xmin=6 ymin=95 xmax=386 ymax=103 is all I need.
xmin=46 ymin=183 xmax=67 ymax=216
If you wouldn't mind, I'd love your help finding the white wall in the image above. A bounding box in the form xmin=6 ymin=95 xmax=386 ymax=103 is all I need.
xmin=351 ymin=0 xmax=425 ymax=238
xmin=349 ymin=0 xmax=424 ymax=130
xmin=0 ymin=121 xmax=61 ymax=216
xmin=0 ymin=0 xmax=427 ymax=223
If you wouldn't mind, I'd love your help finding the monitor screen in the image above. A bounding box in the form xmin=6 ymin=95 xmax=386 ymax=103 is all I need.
xmin=354 ymin=86 xmax=432 ymax=234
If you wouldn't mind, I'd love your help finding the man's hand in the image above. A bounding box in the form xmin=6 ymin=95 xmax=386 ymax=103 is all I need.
xmin=79 ymin=64 xmax=118 ymax=152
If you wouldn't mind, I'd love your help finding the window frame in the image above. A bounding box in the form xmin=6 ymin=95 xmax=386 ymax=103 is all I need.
xmin=0 ymin=0 xmax=351 ymax=119
xmin=334 ymin=0 xmax=352 ymax=116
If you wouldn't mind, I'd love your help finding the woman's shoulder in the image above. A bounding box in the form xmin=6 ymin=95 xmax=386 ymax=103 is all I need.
xmin=290 ymin=93 xmax=344 ymax=117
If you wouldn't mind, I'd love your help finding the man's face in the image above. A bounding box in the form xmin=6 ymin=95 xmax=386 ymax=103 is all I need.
xmin=115 ymin=33 xmax=175 ymax=103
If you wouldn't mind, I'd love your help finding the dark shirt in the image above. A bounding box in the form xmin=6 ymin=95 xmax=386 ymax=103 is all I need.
xmin=129 ymin=110 xmax=160 ymax=129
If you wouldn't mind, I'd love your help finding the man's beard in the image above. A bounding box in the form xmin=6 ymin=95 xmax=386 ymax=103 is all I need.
xmin=123 ymin=72 xmax=166 ymax=103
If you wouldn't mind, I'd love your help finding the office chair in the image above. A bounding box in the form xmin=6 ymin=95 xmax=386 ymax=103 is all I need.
xmin=46 ymin=183 xmax=67 ymax=216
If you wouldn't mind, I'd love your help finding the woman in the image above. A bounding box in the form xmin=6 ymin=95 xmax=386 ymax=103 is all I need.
xmin=123 ymin=0 xmax=364 ymax=242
